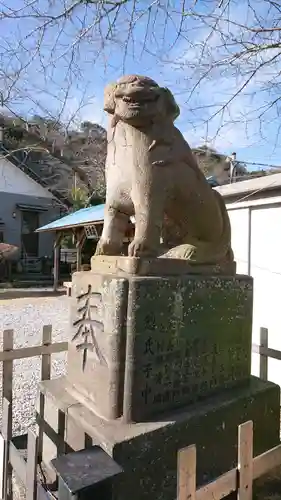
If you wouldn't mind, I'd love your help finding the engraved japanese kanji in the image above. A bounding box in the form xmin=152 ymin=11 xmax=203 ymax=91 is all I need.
xmin=72 ymin=284 xmax=107 ymax=370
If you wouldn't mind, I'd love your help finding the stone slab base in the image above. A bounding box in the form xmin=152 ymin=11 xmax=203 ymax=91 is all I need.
xmin=90 ymin=255 xmax=236 ymax=276
xmin=37 ymin=376 xmax=280 ymax=500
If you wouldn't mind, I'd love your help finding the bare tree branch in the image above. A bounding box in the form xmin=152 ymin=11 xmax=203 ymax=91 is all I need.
xmin=1 ymin=0 xmax=281 ymax=154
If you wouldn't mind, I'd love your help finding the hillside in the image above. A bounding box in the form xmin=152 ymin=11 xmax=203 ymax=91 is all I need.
xmin=0 ymin=113 xmax=107 ymax=207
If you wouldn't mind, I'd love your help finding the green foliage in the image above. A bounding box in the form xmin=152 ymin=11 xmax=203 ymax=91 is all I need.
xmin=80 ymin=121 xmax=95 ymax=131
xmin=70 ymin=186 xmax=89 ymax=211
xmin=61 ymin=187 xmax=89 ymax=249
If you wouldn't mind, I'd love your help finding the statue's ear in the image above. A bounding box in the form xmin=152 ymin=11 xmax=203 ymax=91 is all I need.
xmin=162 ymin=87 xmax=180 ymax=121
xmin=104 ymin=83 xmax=116 ymax=114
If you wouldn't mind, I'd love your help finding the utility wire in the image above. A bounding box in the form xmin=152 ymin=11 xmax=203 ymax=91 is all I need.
xmin=238 ymin=160 xmax=281 ymax=169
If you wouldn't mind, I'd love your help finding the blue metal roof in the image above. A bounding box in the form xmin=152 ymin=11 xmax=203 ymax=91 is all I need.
xmin=37 ymin=204 xmax=105 ymax=232
xmin=206 ymin=176 xmax=220 ymax=187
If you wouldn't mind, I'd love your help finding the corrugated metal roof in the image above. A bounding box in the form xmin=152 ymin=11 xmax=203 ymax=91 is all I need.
xmin=36 ymin=204 xmax=105 ymax=232
xmin=215 ymin=172 xmax=281 ymax=198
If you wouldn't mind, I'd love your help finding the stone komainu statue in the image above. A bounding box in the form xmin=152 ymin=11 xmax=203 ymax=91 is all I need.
xmin=95 ymin=74 xmax=234 ymax=267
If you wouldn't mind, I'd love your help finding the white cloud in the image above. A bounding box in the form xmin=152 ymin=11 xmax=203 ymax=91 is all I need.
xmin=59 ymin=94 xmax=106 ymax=129
xmin=78 ymin=102 xmax=106 ymax=128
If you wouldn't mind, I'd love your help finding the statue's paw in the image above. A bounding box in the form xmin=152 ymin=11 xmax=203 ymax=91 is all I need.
xmin=94 ymin=241 xmax=106 ymax=256
xmin=128 ymin=238 xmax=142 ymax=257
xmin=128 ymin=238 xmax=157 ymax=258
xmin=95 ymin=239 xmax=119 ymax=256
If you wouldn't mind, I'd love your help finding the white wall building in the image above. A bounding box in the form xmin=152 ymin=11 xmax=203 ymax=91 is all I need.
xmin=216 ymin=174 xmax=281 ymax=387
xmin=0 ymin=155 xmax=61 ymax=258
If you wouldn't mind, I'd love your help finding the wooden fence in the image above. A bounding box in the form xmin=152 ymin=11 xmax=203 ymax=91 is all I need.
xmin=177 ymin=419 xmax=281 ymax=500
xmin=0 ymin=324 xmax=280 ymax=500
xmin=0 ymin=325 xmax=68 ymax=500
xmin=252 ymin=327 xmax=281 ymax=381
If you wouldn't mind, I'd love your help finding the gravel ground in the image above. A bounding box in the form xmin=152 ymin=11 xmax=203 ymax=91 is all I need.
xmin=1 ymin=296 xmax=281 ymax=500
xmin=0 ymin=296 xmax=70 ymax=436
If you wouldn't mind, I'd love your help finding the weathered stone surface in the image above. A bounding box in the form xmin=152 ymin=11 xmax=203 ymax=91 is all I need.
xmin=67 ymin=271 xmax=253 ymax=422
xmin=91 ymin=255 xmax=237 ymax=276
xmin=95 ymin=74 xmax=234 ymax=268
xmin=67 ymin=272 xmax=128 ymax=420
xmin=39 ymin=377 xmax=280 ymax=500
xmin=51 ymin=447 xmax=123 ymax=495
xmin=124 ymin=273 xmax=253 ymax=421
xmin=111 ymin=379 xmax=280 ymax=500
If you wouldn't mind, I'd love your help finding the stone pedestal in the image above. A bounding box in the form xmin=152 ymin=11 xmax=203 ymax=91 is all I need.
xmin=39 ymin=376 xmax=280 ymax=500
xmin=37 ymin=257 xmax=280 ymax=499
xmin=67 ymin=265 xmax=252 ymax=422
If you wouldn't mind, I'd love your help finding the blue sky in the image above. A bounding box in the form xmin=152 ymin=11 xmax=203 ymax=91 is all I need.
xmin=1 ymin=0 xmax=281 ymax=168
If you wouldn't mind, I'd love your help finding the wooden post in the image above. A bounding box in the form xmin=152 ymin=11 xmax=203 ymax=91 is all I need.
xmin=259 ymin=327 xmax=268 ymax=380
xmin=57 ymin=410 xmax=66 ymax=455
xmin=38 ymin=326 xmax=52 ymax=462
xmin=2 ymin=330 xmax=14 ymax=500
xmin=177 ymin=445 xmax=196 ymax=500
xmin=75 ymin=229 xmax=86 ymax=272
xmin=25 ymin=430 xmax=39 ymax=500
xmin=53 ymin=232 xmax=62 ymax=292
xmin=238 ymin=421 xmax=253 ymax=500
xmin=1 ymin=399 xmax=11 ymax=500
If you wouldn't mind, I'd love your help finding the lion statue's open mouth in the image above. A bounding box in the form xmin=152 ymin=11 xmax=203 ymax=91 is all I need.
xmin=120 ymin=94 xmax=159 ymax=109
xmin=118 ymin=92 xmax=160 ymax=104
xmin=104 ymin=75 xmax=178 ymax=125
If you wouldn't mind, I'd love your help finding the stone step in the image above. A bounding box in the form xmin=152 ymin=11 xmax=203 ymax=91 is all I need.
xmin=0 ymin=280 xmax=58 ymax=289
xmin=0 ymin=287 xmax=66 ymax=299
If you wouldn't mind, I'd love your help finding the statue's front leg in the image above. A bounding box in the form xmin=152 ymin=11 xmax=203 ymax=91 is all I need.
xmin=128 ymin=169 xmax=166 ymax=258
xmin=95 ymin=205 xmax=129 ymax=256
